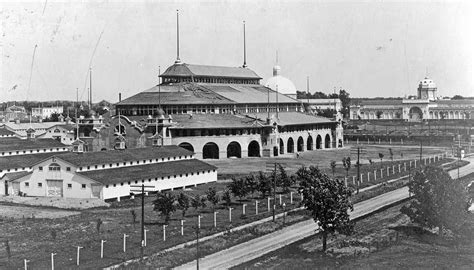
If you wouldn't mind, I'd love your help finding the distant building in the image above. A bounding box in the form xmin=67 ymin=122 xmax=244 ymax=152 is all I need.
xmin=3 ymin=121 xmax=72 ymax=138
xmin=0 ymin=105 xmax=28 ymax=123
xmin=350 ymin=77 xmax=474 ymax=121
xmin=265 ymin=65 xmax=297 ymax=99
xmin=302 ymin=99 xmax=342 ymax=114
xmin=2 ymin=146 xmax=217 ymax=201
xmin=31 ymin=106 xmax=64 ymax=119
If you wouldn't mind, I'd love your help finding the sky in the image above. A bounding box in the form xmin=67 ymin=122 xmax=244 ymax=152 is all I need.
xmin=1 ymin=0 xmax=474 ymax=103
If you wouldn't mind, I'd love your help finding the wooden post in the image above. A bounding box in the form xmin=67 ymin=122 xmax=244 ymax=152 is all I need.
xmin=24 ymin=259 xmax=30 ymax=270
xmin=367 ymin=172 xmax=370 ymax=182
xmin=255 ymin=200 xmax=259 ymax=215
xmin=386 ymin=167 xmax=389 ymax=176
xmin=279 ymin=194 xmax=282 ymax=205
xmin=76 ymin=246 xmax=83 ymax=266
xmin=51 ymin=253 xmax=56 ymax=270
xmin=352 ymin=176 xmax=356 ymax=185
xmin=398 ymin=164 xmax=401 ymax=173
xmin=144 ymin=229 xmax=149 ymax=247
xmin=163 ymin=225 xmax=167 ymax=241
xmin=374 ymin=170 xmax=377 ymax=181
xmin=198 ymin=215 xmax=201 ymax=229
xmin=228 ymin=208 xmax=233 ymax=222
xmin=380 ymin=169 xmax=383 ymax=178
xmin=123 ymin=234 xmax=129 ymax=252
xmin=243 ymin=204 xmax=247 ymax=215
xmin=100 ymin=240 xmax=106 ymax=258
xmin=213 ymin=211 xmax=218 ymax=227
xmin=290 ymin=192 xmax=293 ymax=204
xmin=181 ymin=220 xmax=185 ymax=236
xmin=344 ymin=177 xmax=348 ymax=187
xmin=267 ymin=197 xmax=271 ymax=212
xmin=360 ymin=174 xmax=363 ymax=183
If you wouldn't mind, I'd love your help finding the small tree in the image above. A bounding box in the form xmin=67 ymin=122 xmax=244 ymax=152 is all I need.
xmin=376 ymin=110 xmax=383 ymax=119
xmin=256 ymin=171 xmax=272 ymax=198
xmin=244 ymin=175 xmax=257 ymax=196
xmin=378 ymin=153 xmax=384 ymax=168
xmin=298 ymin=166 xmax=354 ymax=251
xmin=177 ymin=193 xmax=190 ymax=217
xmin=330 ymin=161 xmax=336 ymax=177
xmin=206 ymin=187 xmax=220 ymax=211
xmin=228 ymin=177 xmax=248 ymax=202
xmin=342 ymin=157 xmax=351 ymax=177
xmin=191 ymin=195 xmax=201 ymax=211
xmin=388 ymin=148 xmax=394 ymax=161
xmin=153 ymin=192 xmax=176 ymax=224
xmin=278 ymin=164 xmax=293 ymax=192
xmin=401 ymin=166 xmax=470 ymax=235
xmin=130 ymin=210 xmax=137 ymax=224
xmin=222 ymin=189 xmax=232 ymax=208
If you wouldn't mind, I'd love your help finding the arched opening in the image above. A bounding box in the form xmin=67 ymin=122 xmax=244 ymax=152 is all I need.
xmin=279 ymin=139 xmax=284 ymax=155
xmin=297 ymin=136 xmax=304 ymax=152
xmin=100 ymin=148 xmax=107 ymax=151
xmin=307 ymin=136 xmax=313 ymax=151
xmin=179 ymin=142 xmax=194 ymax=153
xmin=227 ymin=141 xmax=242 ymax=158
xmin=203 ymin=142 xmax=219 ymax=159
xmin=325 ymin=134 xmax=331 ymax=149
xmin=248 ymin=140 xmax=260 ymax=157
xmin=409 ymin=107 xmax=423 ymax=121
xmin=316 ymin=135 xmax=322 ymax=149
xmin=287 ymin=138 xmax=294 ymax=153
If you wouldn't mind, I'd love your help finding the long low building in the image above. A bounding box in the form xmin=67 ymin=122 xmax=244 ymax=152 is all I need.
xmin=1 ymin=145 xmax=217 ymax=201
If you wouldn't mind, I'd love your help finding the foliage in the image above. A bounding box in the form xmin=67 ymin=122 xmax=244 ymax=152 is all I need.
xmin=400 ymin=166 xmax=470 ymax=235
xmin=177 ymin=193 xmax=190 ymax=217
xmin=206 ymin=187 xmax=220 ymax=211
xmin=376 ymin=110 xmax=383 ymax=119
xmin=342 ymin=157 xmax=351 ymax=176
xmin=378 ymin=153 xmax=384 ymax=167
xmin=297 ymin=166 xmax=354 ymax=251
xmin=277 ymin=164 xmax=293 ymax=192
xmin=389 ymin=148 xmax=394 ymax=161
xmin=228 ymin=177 xmax=248 ymax=202
xmin=452 ymin=95 xmax=464 ymax=100
xmin=244 ymin=175 xmax=257 ymax=196
xmin=330 ymin=161 xmax=336 ymax=177
xmin=222 ymin=189 xmax=232 ymax=208
xmin=153 ymin=192 xmax=177 ymax=224
xmin=43 ymin=112 xmax=61 ymax=122
xmin=257 ymin=171 xmax=272 ymax=198
xmin=316 ymin=108 xmax=337 ymax=118
xmin=191 ymin=194 xmax=206 ymax=212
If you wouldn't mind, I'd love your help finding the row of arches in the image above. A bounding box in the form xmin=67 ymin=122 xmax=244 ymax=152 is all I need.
xmin=179 ymin=141 xmax=261 ymax=159
xmin=178 ymin=134 xmax=331 ymax=159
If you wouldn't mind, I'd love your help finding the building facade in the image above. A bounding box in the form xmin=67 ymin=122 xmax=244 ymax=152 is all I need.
xmin=350 ymin=77 xmax=474 ymax=121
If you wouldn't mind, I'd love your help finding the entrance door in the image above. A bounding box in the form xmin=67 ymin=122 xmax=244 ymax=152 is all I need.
xmin=91 ymin=184 xmax=101 ymax=198
xmin=47 ymin=180 xmax=63 ymax=197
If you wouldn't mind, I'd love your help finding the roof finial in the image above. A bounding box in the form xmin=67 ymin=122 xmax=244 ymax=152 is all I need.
xmin=175 ymin=10 xmax=182 ymax=64
xmin=243 ymin=20 xmax=247 ymax=68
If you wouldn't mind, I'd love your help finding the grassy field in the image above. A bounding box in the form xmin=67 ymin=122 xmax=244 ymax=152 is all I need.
xmin=235 ymin=202 xmax=474 ymax=270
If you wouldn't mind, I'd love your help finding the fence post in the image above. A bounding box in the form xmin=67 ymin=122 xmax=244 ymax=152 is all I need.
xmin=144 ymin=229 xmax=149 ymax=247
xmin=352 ymin=176 xmax=356 ymax=185
xmin=198 ymin=215 xmax=201 ymax=229
xmin=279 ymin=194 xmax=282 ymax=205
xmin=374 ymin=170 xmax=377 ymax=181
xmin=100 ymin=240 xmax=106 ymax=258
xmin=76 ymin=246 xmax=83 ymax=266
xmin=24 ymin=259 xmax=30 ymax=270
xmin=51 ymin=253 xmax=56 ymax=270
xmin=255 ymin=200 xmax=259 ymax=215
xmin=228 ymin=207 xmax=233 ymax=223
xmin=344 ymin=177 xmax=348 ymax=187
xmin=267 ymin=197 xmax=271 ymax=212
xmin=181 ymin=220 xmax=185 ymax=236
xmin=163 ymin=225 xmax=167 ymax=241
xmin=367 ymin=172 xmax=370 ymax=182
xmin=123 ymin=234 xmax=129 ymax=252
xmin=243 ymin=204 xmax=247 ymax=215
xmin=213 ymin=211 xmax=218 ymax=227
xmin=290 ymin=192 xmax=293 ymax=204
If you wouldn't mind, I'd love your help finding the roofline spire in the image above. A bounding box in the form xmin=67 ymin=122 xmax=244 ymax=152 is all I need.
xmin=175 ymin=10 xmax=182 ymax=64
xmin=243 ymin=20 xmax=247 ymax=68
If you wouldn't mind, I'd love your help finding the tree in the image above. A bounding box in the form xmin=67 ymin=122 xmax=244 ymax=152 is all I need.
xmin=228 ymin=177 xmax=248 ymax=202
xmin=378 ymin=153 xmax=384 ymax=167
xmin=316 ymin=108 xmax=337 ymax=118
xmin=338 ymin=89 xmax=351 ymax=119
xmin=244 ymin=175 xmax=257 ymax=196
xmin=388 ymin=148 xmax=394 ymax=161
xmin=400 ymin=166 xmax=470 ymax=235
xmin=153 ymin=192 xmax=177 ymax=224
xmin=222 ymin=189 xmax=232 ymax=208
xmin=256 ymin=171 xmax=272 ymax=198
xmin=376 ymin=110 xmax=383 ymax=119
xmin=342 ymin=157 xmax=351 ymax=177
xmin=206 ymin=187 xmax=220 ymax=211
xmin=277 ymin=164 xmax=293 ymax=192
xmin=330 ymin=161 xmax=336 ymax=177
xmin=191 ymin=194 xmax=206 ymax=212
xmin=44 ymin=112 xmax=61 ymax=122
xmin=452 ymin=95 xmax=464 ymax=100
xmin=297 ymin=166 xmax=354 ymax=251
xmin=177 ymin=193 xmax=190 ymax=217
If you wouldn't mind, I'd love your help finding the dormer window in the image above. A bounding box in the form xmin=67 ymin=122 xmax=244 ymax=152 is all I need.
xmin=49 ymin=163 xmax=61 ymax=171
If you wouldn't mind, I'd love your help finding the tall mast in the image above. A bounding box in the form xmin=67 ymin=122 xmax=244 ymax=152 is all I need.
xmin=175 ymin=10 xmax=181 ymax=64
xmin=276 ymin=84 xmax=279 ymax=119
xmin=75 ymin=88 xmax=79 ymax=140
xmin=242 ymin=21 xmax=247 ymax=68
xmin=89 ymin=67 xmax=92 ymax=110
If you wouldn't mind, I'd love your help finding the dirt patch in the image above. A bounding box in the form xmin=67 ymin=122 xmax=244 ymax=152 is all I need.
xmin=0 ymin=205 xmax=80 ymax=219
xmin=0 ymin=196 xmax=109 ymax=209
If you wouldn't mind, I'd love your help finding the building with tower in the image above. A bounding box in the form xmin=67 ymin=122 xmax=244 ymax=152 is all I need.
xmin=350 ymin=76 xmax=474 ymax=121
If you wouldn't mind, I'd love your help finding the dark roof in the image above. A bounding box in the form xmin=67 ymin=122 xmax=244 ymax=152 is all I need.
xmin=170 ymin=114 xmax=267 ymax=129
xmin=0 ymin=137 xmax=67 ymax=152
xmin=160 ymin=63 xmax=262 ymax=79
xmin=117 ymin=83 xmax=299 ymax=106
xmin=0 ymin=153 xmax=60 ymax=170
xmin=78 ymin=159 xmax=216 ymax=185
xmin=56 ymin=145 xmax=193 ymax=167
xmin=252 ymin=112 xmax=336 ymax=126
xmin=1 ymin=171 xmax=31 ymax=181
xmin=436 ymin=99 xmax=474 ymax=105
xmin=0 ymin=128 xmax=15 ymax=136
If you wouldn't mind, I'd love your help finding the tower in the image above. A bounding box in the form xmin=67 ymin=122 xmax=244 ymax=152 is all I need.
xmin=417 ymin=77 xmax=437 ymax=101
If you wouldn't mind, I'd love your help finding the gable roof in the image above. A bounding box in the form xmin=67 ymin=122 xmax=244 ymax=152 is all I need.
xmin=160 ymin=63 xmax=261 ymax=79
xmin=1 ymin=171 xmax=31 ymax=181
xmin=0 ymin=152 xmax=60 ymax=170
xmin=78 ymin=159 xmax=216 ymax=185
xmin=170 ymin=114 xmax=268 ymax=129
xmin=0 ymin=128 xmax=15 ymax=136
xmin=55 ymin=145 xmax=193 ymax=168
xmin=251 ymin=112 xmax=336 ymax=126
xmin=0 ymin=137 xmax=68 ymax=153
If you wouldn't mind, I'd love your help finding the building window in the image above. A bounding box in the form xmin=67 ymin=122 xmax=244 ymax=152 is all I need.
xmin=66 ymin=167 xmax=71 ymax=172
xmin=39 ymin=166 xmax=43 ymax=171
xmin=38 ymin=183 xmax=42 ymax=187
xmin=81 ymin=184 xmax=86 ymax=189
xmin=49 ymin=163 xmax=60 ymax=171
xmin=67 ymin=184 xmax=72 ymax=188
xmin=105 ymin=185 xmax=109 ymax=188
xmin=25 ymin=182 xmax=30 ymax=187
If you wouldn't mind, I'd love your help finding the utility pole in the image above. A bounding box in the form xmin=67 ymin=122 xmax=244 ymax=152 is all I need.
xmin=357 ymin=147 xmax=360 ymax=194
xmin=196 ymin=226 xmax=200 ymax=270
xmin=419 ymin=140 xmax=423 ymax=163
xmin=141 ymin=184 xmax=144 ymax=257
xmin=273 ymin=162 xmax=277 ymax=222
